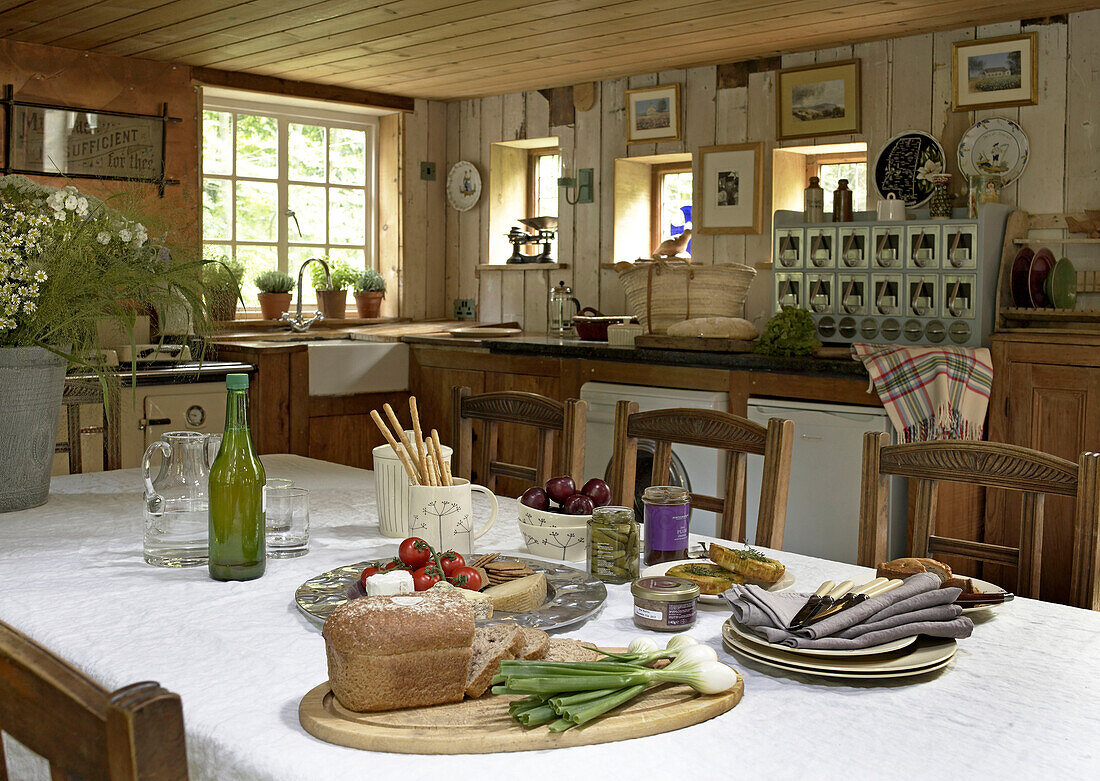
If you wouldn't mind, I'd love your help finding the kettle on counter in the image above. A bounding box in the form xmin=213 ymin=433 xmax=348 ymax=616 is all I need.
xmin=548 ymin=280 xmax=581 ymax=335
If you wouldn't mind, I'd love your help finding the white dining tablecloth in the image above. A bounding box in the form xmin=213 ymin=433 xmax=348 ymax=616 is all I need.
xmin=1 ymin=454 xmax=1098 ymax=780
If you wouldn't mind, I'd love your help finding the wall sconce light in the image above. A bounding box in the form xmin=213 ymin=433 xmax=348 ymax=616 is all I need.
xmin=558 ymin=168 xmax=594 ymax=205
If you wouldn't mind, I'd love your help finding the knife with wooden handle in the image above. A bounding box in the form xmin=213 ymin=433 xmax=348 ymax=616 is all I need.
xmin=790 ymin=579 xmax=854 ymax=629
xmin=787 ymin=580 xmax=835 ymax=629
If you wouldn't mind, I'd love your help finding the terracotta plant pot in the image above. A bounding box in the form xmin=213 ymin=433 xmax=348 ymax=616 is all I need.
xmin=206 ymin=288 xmax=238 ymax=323
xmin=316 ymin=289 xmax=348 ymax=319
xmin=257 ymin=292 xmax=292 ymax=321
xmin=354 ymin=291 xmax=384 ymax=318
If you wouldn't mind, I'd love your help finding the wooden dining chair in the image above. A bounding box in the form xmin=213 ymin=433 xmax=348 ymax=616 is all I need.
xmin=451 ymin=388 xmax=587 ymax=493
xmin=608 ymin=401 xmax=794 ymax=548
xmin=55 ymin=378 xmax=122 ymax=474
xmin=858 ymin=433 xmax=1100 ymax=609
xmin=0 ymin=620 xmax=188 ymax=780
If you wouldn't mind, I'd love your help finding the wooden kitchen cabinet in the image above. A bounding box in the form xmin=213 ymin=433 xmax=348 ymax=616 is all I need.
xmin=988 ymin=334 xmax=1100 ymax=604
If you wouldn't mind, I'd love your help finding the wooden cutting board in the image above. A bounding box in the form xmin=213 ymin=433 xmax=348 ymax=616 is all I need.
xmin=634 ymin=334 xmax=755 ymax=353
xmin=299 ymin=676 xmax=743 ymax=754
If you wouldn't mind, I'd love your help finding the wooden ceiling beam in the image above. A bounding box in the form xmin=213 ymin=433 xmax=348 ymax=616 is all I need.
xmin=190 ymin=66 xmax=414 ymax=112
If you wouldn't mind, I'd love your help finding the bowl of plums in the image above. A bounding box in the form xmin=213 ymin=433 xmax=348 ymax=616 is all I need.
xmin=516 ymin=476 xmax=613 ymax=561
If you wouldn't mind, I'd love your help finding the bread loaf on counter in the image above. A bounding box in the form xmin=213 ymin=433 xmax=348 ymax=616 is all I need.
xmin=322 ymin=592 xmax=475 ymax=712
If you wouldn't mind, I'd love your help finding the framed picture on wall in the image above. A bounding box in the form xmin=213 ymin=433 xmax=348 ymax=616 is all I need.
xmin=952 ymin=33 xmax=1037 ymax=111
xmin=695 ymin=142 xmax=764 ymax=235
xmin=625 ymin=84 xmax=681 ymax=144
xmin=776 ymin=59 xmax=861 ymax=141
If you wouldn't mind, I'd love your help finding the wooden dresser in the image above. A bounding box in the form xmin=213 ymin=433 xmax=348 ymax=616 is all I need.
xmin=988 ymin=333 xmax=1100 ymax=603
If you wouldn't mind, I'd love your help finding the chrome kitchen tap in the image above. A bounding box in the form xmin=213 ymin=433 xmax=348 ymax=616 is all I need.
xmin=279 ymin=258 xmax=331 ymax=332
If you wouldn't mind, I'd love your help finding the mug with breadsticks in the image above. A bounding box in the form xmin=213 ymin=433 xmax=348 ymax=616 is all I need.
xmin=373 ymin=434 xmax=452 ymax=538
xmin=407 ymin=478 xmax=498 ymax=556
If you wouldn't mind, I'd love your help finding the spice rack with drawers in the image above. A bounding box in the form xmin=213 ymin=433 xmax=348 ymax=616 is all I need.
xmin=771 ymin=205 xmax=1012 ymax=347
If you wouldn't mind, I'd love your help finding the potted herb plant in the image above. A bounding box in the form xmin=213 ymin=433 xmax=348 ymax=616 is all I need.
xmin=0 ymin=175 xmax=209 ymax=512
xmin=310 ymin=259 xmax=357 ymax=319
xmin=254 ymin=270 xmax=294 ymax=321
xmin=202 ymin=255 xmax=245 ymax=322
xmin=353 ymin=268 xmax=386 ymax=318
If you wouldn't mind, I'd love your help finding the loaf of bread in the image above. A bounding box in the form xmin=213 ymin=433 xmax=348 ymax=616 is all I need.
xmin=876 ymin=557 xmax=953 ymax=584
xmin=666 ymin=317 xmax=758 ymax=340
xmin=322 ymin=592 xmax=474 ymax=712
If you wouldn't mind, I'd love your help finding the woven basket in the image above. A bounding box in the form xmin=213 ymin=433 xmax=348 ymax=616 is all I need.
xmin=615 ymin=260 xmax=756 ymax=334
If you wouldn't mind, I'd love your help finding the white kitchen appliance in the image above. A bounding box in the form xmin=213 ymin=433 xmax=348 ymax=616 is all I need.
xmin=580 ymin=382 xmax=728 ymax=538
xmin=744 ymin=397 xmax=907 ymax=564
xmin=119 ymin=383 xmax=227 ymax=468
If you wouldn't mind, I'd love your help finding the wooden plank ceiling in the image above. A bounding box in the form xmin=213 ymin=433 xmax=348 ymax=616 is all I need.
xmin=0 ymin=0 xmax=1095 ymax=101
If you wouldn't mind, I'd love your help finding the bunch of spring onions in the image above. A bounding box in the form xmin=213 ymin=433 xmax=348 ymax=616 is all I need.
xmin=492 ymin=635 xmax=739 ymax=732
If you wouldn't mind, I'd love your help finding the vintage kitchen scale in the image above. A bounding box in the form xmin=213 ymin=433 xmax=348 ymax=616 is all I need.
xmin=506 ymin=216 xmax=558 ymax=264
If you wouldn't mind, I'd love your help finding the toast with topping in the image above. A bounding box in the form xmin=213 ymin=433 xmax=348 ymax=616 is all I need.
xmin=708 ymin=543 xmax=785 ymax=584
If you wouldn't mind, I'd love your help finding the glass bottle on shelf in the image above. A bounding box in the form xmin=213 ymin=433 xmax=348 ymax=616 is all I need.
xmin=832 ymin=179 xmax=853 ymax=222
xmin=208 ymin=373 xmax=266 ymax=581
xmin=804 ymin=176 xmax=824 ymax=222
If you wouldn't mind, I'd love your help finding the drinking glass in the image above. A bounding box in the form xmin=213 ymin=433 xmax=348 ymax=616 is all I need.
xmin=264 ymin=478 xmax=295 ymax=533
xmin=266 ymin=486 xmax=310 ymax=558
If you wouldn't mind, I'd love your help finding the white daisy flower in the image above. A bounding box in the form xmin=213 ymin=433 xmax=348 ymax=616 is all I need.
xmin=118 ymin=229 xmax=132 ymax=242
xmin=96 ymin=231 xmax=111 ymax=245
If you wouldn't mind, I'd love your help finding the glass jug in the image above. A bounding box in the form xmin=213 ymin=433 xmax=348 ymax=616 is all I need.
xmin=548 ymin=280 xmax=581 ymax=335
xmin=142 ymin=431 xmax=221 ymax=567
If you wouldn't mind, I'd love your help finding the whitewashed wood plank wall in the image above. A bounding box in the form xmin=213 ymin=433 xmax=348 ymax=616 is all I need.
xmin=396 ymin=12 xmax=1099 ymax=330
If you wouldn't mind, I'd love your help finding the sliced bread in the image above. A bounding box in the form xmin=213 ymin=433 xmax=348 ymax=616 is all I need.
xmin=543 ymin=638 xmax=601 ymax=663
xmin=464 ymin=625 xmax=524 ymax=698
xmin=516 ymin=627 xmax=551 ymax=660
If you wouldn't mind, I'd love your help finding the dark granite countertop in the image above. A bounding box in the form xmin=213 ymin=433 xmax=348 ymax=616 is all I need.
xmin=480 ymin=336 xmax=867 ymax=378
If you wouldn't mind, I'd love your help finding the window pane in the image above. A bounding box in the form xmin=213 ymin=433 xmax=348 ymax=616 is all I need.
xmin=235 ymin=180 xmax=278 ymax=241
xmin=328 ymin=187 xmax=365 ymax=245
xmin=329 ymin=128 xmax=366 ymax=185
xmin=818 ymin=162 xmax=868 ymax=212
xmin=202 ymin=111 xmax=232 ymax=175
xmin=534 ymin=153 xmax=559 ymax=217
xmin=202 ymin=178 xmax=231 ymax=240
xmin=289 ymin=123 xmax=325 ymax=182
xmin=288 ymin=246 xmax=328 ymax=278
xmin=235 ymin=114 xmax=277 ymax=179
xmin=328 ymin=247 xmax=365 ymax=270
xmin=288 ymin=185 xmax=326 ymax=244
xmin=235 ymin=244 xmax=278 ymax=303
xmin=659 ymin=171 xmax=693 ymax=253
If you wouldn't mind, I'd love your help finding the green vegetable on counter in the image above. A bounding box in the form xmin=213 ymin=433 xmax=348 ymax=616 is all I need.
xmin=753 ymin=306 xmax=821 ymax=357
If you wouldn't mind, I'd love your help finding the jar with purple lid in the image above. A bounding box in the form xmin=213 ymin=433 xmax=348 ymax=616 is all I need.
xmin=642 ymin=485 xmax=690 ymax=566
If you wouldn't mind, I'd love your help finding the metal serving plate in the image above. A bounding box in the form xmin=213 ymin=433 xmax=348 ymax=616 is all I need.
xmin=295 ymin=556 xmax=607 ymax=631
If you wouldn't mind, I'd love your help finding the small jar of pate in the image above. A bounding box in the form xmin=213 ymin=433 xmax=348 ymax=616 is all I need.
xmin=631 ymin=576 xmax=700 ymax=631
xmin=642 ymin=485 xmax=690 ymax=565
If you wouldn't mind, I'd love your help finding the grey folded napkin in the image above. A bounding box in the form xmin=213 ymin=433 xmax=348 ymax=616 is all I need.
xmin=724 ymin=572 xmax=974 ymax=650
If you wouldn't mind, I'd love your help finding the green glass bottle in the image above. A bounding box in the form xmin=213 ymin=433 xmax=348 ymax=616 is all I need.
xmin=208 ymin=373 xmax=266 ymax=581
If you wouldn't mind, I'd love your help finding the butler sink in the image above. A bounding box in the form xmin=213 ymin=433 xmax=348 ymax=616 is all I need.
xmin=270 ymin=337 xmax=409 ymax=395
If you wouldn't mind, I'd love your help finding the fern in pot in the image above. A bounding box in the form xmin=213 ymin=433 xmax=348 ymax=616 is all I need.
xmin=354 ymin=267 xmax=386 ymax=318
xmin=310 ymin=258 xmax=357 ymax=319
xmin=202 ymin=254 xmax=245 ymax=322
xmin=255 ymin=269 xmax=294 ymax=321
xmin=0 ymin=175 xmax=209 ymax=512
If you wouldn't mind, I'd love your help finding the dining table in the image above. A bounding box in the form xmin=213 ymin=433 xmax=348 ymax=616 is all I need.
xmin=1 ymin=454 xmax=1098 ymax=780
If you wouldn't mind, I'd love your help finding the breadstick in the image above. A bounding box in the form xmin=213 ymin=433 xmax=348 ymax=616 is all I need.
xmin=370 ymin=410 xmax=419 ymax=483
xmin=383 ymin=403 xmax=423 ymax=483
xmin=409 ymin=396 xmax=428 ymax=476
xmin=426 ymin=451 xmax=441 ymax=486
xmin=430 ymin=429 xmax=452 ymax=486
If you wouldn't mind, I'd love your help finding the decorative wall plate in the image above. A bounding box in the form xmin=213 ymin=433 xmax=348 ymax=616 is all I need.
xmin=873 ymin=130 xmax=947 ymax=208
xmin=957 ymin=118 xmax=1029 ymax=186
xmin=446 ymin=161 xmax=482 ymax=211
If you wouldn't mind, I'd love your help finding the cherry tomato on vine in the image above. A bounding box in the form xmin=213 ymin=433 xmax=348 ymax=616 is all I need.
xmin=439 ymin=551 xmax=465 ymax=577
xmin=398 ymin=537 xmax=433 ymax=569
xmin=448 ymin=566 xmax=482 ymax=591
xmin=379 ymin=557 xmax=410 ymax=573
xmin=411 ymin=565 xmax=443 ymax=591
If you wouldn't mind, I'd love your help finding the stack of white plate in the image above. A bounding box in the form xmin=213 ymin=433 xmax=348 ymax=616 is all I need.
xmin=722 ymin=618 xmax=957 ymax=680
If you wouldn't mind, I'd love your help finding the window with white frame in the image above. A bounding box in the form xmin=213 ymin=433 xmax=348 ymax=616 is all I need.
xmin=201 ymin=91 xmax=379 ymax=307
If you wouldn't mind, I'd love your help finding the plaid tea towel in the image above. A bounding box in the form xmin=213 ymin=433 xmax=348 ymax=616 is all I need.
xmin=851 ymin=343 xmax=993 ymax=442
